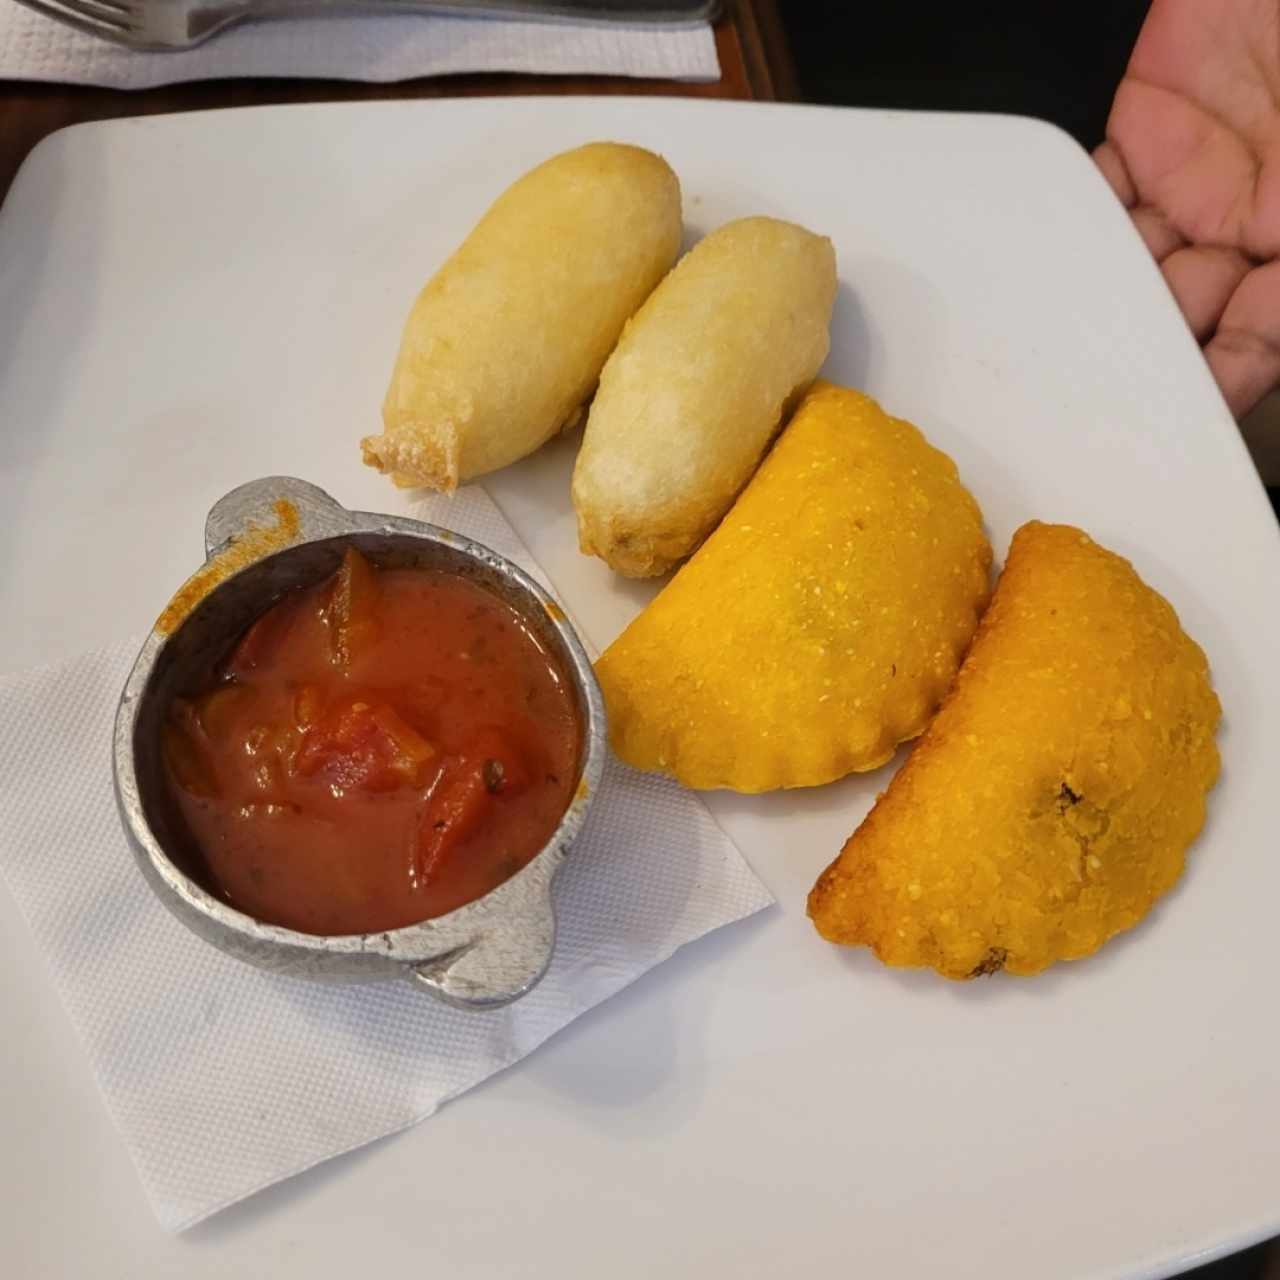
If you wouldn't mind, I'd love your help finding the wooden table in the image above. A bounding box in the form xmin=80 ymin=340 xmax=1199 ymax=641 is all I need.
xmin=0 ymin=0 xmax=793 ymax=199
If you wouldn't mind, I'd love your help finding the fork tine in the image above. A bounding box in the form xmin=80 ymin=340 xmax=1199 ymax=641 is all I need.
xmin=42 ymin=0 xmax=132 ymax=26
xmin=11 ymin=0 xmax=130 ymax=37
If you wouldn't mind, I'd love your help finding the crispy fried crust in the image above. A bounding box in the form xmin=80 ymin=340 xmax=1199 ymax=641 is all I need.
xmin=595 ymin=382 xmax=992 ymax=791
xmin=808 ymin=521 xmax=1222 ymax=978
xmin=572 ymin=216 xmax=837 ymax=577
xmin=363 ymin=142 xmax=682 ymax=491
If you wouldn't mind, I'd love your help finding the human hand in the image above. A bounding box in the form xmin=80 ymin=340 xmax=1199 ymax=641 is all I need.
xmin=1094 ymin=0 xmax=1280 ymax=419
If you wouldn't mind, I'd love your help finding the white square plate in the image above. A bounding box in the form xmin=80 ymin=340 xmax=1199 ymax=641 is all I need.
xmin=2 ymin=97 xmax=1278 ymax=1279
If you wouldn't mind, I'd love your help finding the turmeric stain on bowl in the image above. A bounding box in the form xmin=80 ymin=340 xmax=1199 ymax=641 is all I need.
xmin=156 ymin=499 xmax=300 ymax=636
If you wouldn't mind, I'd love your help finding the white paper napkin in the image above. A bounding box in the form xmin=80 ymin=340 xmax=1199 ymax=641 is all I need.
xmin=0 ymin=483 xmax=771 ymax=1231
xmin=0 ymin=2 xmax=718 ymax=89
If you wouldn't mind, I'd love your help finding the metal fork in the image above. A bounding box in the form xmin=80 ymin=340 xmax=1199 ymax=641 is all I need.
xmin=11 ymin=0 xmax=717 ymax=51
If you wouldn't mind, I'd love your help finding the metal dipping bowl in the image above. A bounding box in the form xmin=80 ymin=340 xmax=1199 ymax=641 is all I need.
xmin=112 ymin=477 xmax=606 ymax=1010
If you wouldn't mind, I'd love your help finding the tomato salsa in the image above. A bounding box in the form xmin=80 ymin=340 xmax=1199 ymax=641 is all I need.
xmin=162 ymin=547 xmax=582 ymax=935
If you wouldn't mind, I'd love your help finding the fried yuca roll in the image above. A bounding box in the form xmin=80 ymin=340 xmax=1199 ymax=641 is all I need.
xmin=363 ymin=143 xmax=682 ymax=491
xmin=572 ymin=216 xmax=837 ymax=577
xmin=808 ymin=522 xmax=1222 ymax=979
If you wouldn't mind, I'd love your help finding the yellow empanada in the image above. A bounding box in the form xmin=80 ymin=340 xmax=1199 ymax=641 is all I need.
xmin=595 ymin=382 xmax=992 ymax=791
xmin=808 ymin=521 xmax=1222 ymax=978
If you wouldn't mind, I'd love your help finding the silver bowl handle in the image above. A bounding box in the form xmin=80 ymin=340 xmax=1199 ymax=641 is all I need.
xmin=411 ymin=891 xmax=557 ymax=1010
xmin=204 ymin=476 xmax=350 ymax=559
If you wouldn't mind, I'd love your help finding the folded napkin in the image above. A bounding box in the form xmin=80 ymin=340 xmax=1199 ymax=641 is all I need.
xmin=0 ymin=3 xmax=718 ymax=89
xmin=0 ymin=483 xmax=771 ymax=1231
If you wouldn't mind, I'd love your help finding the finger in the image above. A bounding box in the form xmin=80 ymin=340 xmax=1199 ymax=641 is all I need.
xmin=1093 ymin=141 xmax=1137 ymax=208
xmin=1204 ymin=260 xmax=1280 ymax=418
xmin=1161 ymin=245 xmax=1253 ymax=341
xmin=1131 ymin=204 xmax=1186 ymax=262
xmin=1106 ymin=76 xmax=1264 ymax=255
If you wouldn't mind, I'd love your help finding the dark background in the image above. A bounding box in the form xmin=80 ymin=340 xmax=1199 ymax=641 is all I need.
xmin=773 ymin=5 xmax=1276 ymax=1277
xmin=774 ymin=0 xmax=1280 ymax=525
xmin=778 ymin=0 xmax=1148 ymax=149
